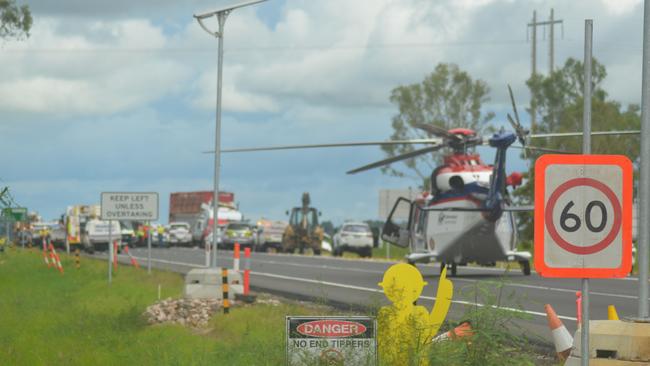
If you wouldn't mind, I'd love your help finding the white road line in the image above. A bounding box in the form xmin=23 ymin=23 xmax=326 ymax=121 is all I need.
xmin=131 ymin=256 xmax=576 ymax=322
xmin=249 ymin=257 xmax=643 ymax=301
xmin=128 ymin=251 xmax=643 ymax=300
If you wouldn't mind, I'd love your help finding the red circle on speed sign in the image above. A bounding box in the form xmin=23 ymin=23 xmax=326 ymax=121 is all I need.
xmin=545 ymin=177 xmax=622 ymax=255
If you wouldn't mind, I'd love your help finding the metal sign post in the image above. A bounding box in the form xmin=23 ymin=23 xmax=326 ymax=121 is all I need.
xmin=108 ymin=219 xmax=113 ymax=284
xmin=581 ymin=20 xmax=593 ymax=366
xmin=639 ymin=0 xmax=650 ymax=320
xmin=147 ymin=221 xmax=152 ymax=274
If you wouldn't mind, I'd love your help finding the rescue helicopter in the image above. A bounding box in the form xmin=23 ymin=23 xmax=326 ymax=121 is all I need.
xmin=216 ymin=86 xmax=639 ymax=276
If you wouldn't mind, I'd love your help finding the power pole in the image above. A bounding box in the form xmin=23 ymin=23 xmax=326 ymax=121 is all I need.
xmin=527 ymin=9 xmax=563 ymax=130
xmin=548 ymin=9 xmax=564 ymax=73
xmin=528 ymin=10 xmax=538 ymax=130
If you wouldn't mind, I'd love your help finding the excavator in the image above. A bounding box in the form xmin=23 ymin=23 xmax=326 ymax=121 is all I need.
xmin=281 ymin=192 xmax=324 ymax=255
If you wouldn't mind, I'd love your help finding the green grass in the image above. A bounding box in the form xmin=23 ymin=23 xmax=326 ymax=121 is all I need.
xmin=0 ymin=249 xmax=329 ymax=366
xmin=0 ymin=247 xmax=554 ymax=366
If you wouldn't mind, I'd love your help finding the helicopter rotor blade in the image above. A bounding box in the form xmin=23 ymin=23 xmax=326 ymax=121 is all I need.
xmin=414 ymin=123 xmax=461 ymax=141
xmin=346 ymin=144 xmax=445 ymax=175
xmin=529 ymin=130 xmax=641 ymax=138
xmin=507 ymin=84 xmax=522 ymax=129
xmin=510 ymin=145 xmax=576 ymax=154
xmin=203 ymin=138 xmax=443 ymax=154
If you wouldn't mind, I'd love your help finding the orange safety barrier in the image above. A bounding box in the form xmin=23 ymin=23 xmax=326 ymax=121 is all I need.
xmin=49 ymin=243 xmax=64 ymax=274
xmin=123 ymin=246 xmax=140 ymax=268
xmin=42 ymin=238 xmax=51 ymax=267
xmin=244 ymin=247 xmax=251 ymax=295
xmin=432 ymin=321 xmax=473 ymax=342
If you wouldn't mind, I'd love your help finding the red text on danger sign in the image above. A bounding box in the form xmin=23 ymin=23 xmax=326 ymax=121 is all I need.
xmin=534 ymin=155 xmax=633 ymax=278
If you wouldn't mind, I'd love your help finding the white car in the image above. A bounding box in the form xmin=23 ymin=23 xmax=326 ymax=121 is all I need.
xmin=167 ymin=222 xmax=192 ymax=246
xmin=332 ymin=222 xmax=374 ymax=258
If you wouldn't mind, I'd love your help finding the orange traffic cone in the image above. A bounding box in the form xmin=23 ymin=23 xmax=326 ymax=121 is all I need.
xmin=545 ymin=304 xmax=573 ymax=361
xmin=431 ymin=321 xmax=473 ymax=342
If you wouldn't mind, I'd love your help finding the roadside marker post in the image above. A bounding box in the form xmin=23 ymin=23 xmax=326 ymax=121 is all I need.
xmin=233 ymin=243 xmax=240 ymax=271
xmin=75 ymin=248 xmax=80 ymax=269
xmin=222 ymin=268 xmax=229 ymax=314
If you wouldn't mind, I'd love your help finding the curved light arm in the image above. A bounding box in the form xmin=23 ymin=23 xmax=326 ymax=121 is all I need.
xmin=194 ymin=15 xmax=221 ymax=38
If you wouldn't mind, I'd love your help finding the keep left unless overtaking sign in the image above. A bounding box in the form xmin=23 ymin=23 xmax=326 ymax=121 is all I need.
xmin=534 ymin=155 xmax=633 ymax=278
xmin=100 ymin=192 xmax=159 ymax=221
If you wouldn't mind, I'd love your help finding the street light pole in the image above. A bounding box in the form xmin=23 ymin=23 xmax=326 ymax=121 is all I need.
xmin=194 ymin=0 xmax=267 ymax=268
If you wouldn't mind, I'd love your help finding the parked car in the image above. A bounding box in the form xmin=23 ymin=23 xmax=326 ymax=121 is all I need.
xmin=167 ymin=222 xmax=192 ymax=246
xmin=332 ymin=222 xmax=373 ymax=258
xmin=254 ymin=219 xmax=288 ymax=252
xmin=221 ymin=222 xmax=254 ymax=249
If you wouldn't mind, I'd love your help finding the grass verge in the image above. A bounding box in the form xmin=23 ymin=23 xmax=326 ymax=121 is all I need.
xmin=0 ymin=249 xmax=331 ymax=365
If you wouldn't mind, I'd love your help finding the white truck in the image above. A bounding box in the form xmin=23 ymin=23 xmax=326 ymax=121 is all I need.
xmin=82 ymin=219 xmax=121 ymax=253
xmin=169 ymin=191 xmax=242 ymax=246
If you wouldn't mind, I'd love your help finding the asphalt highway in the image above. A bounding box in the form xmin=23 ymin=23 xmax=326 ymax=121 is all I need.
xmin=98 ymin=246 xmax=649 ymax=346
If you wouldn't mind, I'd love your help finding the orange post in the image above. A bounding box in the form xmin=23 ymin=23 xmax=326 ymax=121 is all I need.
xmin=244 ymin=247 xmax=251 ymax=295
xmin=233 ymin=243 xmax=240 ymax=271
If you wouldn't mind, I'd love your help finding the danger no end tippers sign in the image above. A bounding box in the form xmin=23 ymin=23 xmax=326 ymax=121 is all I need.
xmin=100 ymin=192 xmax=159 ymax=221
xmin=286 ymin=316 xmax=377 ymax=366
xmin=534 ymin=155 xmax=633 ymax=278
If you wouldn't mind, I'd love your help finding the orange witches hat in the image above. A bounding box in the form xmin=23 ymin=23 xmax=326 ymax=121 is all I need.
xmin=545 ymin=304 xmax=573 ymax=361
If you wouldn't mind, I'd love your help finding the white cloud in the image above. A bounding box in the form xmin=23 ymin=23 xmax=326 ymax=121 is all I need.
xmin=600 ymin=0 xmax=641 ymax=15
xmin=0 ymin=18 xmax=190 ymax=117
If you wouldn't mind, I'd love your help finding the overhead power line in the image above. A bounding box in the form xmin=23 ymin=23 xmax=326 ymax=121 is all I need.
xmin=0 ymin=38 xmax=531 ymax=53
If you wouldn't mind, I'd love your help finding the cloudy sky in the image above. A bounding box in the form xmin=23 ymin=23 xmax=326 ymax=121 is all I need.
xmin=1 ymin=0 xmax=645 ymax=224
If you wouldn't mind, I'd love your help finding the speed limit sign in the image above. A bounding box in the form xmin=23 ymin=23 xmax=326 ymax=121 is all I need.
xmin=534 ymin=155 xmax=633 ymax=278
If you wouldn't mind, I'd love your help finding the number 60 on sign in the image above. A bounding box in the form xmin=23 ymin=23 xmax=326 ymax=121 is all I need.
xmin=534 ymin=155 xmax=633 ymax=278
